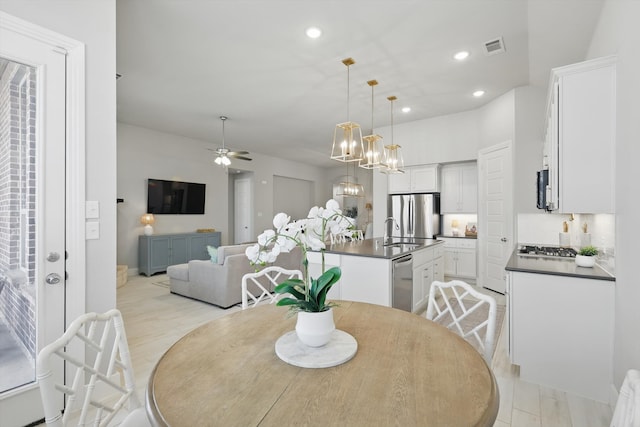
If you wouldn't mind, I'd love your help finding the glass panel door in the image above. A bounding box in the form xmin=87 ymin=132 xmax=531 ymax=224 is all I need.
xmin=0 ymin=58 xmax=37 ymax=394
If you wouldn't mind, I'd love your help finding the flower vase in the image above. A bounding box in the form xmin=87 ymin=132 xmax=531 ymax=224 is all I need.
xmin=575 ymin=255 xmax=596 ymax=268
xmin=295 ymin=308 xmax=335 ymax=347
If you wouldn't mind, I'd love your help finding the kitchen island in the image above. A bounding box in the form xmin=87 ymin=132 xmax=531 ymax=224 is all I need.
xmin=309 ymin=238 xmax=444 ymax=313
xmin=505 ymin=249 xmax=615 ymax=402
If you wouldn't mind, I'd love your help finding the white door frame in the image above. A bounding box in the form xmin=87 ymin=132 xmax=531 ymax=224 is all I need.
xmin=477 ymin=140 xmax=513 ymax=294
xmin=0 ymin=11 xmax=85 ymax=424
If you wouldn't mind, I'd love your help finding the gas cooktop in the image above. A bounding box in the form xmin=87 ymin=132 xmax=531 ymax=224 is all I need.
xmin=518 ymin=245 xmax=578 ymax=258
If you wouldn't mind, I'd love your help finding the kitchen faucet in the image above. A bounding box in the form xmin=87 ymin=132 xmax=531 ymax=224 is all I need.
xmin=383 ymin=217 xmax=399 ymax=244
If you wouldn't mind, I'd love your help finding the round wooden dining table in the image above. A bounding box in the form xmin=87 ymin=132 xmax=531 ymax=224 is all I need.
xmin=145 ymin=301 xmax=499 ymax=427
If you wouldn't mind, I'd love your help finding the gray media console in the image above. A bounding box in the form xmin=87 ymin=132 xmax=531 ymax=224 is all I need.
xmin=138 ymin=231 xmax=221 ymax=276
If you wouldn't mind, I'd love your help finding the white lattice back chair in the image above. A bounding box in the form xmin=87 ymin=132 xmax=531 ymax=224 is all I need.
xmin=36 ymin=309 xmax=149 ymax=427
xmin=426 ymin=280 xmax=497 ymax=363
xmin=611 ymin=369 xmax=640 ymax=427
xmin=241 ymin=266 xmax=303 ymax=309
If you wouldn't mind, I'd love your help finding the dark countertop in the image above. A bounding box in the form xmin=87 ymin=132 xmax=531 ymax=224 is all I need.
xmin=323 ymin=237 xmax=444 ymax=260
xmin=437 ymin=235 xmax=477 ymax=239
xmin=505 ymin=250 xmax=615 ymax=281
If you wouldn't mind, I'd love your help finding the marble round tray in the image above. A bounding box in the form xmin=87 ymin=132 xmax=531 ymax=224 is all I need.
xmin=275 ymin=330 xmax=357 ymax=368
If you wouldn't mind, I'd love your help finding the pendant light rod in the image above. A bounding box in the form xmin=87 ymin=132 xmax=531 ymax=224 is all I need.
xmin=368 ymin=80 xmax=377 ymax=133
xmin=220 ymin=116 xmax=227 ymax=148
xmin=388 ymin=95 xmax=396 ymax=145
xmin=343 ymin=58 xmax=355 ymax=121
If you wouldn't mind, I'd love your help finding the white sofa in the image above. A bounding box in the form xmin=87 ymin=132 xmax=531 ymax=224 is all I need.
xmin=167 ymin=244 xmax=302 ymax=308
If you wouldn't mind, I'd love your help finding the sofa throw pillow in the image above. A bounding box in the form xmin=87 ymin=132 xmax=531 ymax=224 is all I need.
xmin=207 ymin=245 xmax=218 ymax=263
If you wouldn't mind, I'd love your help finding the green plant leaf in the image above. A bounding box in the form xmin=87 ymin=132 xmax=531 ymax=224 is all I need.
xmin=274 ymin=279 xmax=306 ymax=300
xmin=314 ymin=267 xmax=341 ymax=309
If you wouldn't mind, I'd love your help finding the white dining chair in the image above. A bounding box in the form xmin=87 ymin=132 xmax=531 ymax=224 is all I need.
xmin=241 ymin=266 xmax=303 ymax=309
xmin=426 ymin=280 xmax=497 ymax=363
xmin=611 ymin=369 xmax=640 ymax=427
xmin=36 ymin=309 xmax=150 ymax=427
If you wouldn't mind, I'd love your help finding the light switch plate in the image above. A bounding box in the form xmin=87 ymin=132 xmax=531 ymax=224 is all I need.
xmin=86 ymin=201 xmax=100 ymax=219
xmin=86 ymin=221 xmax=100 ymax=239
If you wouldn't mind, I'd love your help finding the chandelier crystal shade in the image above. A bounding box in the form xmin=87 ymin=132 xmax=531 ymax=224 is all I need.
xmin=381 ymin=96 xmax=405 ymax=174
xmin=360 ymin=80 xmax=383 ymax=170
xmin=330 ymin=58 xmax=364 ymax=163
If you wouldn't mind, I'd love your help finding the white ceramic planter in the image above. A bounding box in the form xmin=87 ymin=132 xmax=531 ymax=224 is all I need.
xmin=575 ymin=255 xmax=596 ymax=268
xmin=296 ymin=308 xmax=335 ymax=347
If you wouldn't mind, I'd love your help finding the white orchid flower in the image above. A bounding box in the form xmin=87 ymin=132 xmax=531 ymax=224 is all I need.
xmin=245 ymin=244 xmax=261 ymax=263
xmin=308 ymin=206 xmax=320 ymax=219
xmin=273 ymin=213 xmax=290 ymax=229
xmin=325 ymin=199 xmax=340 ymax=212
xmin=257 ymin=229 xmax=275 ymax=246
xmin=305 ymin=234 xmax=326 ymax=251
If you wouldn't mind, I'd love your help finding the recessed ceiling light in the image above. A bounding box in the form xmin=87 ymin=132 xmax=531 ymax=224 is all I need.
xmin=454 ymin=51 xmax=469 ymax=61
xmin=473 ymin=90 xmax=485 ymax=97
xmin=305 ymin=27 xmax=322 ymax=39
xmin=401 ymin=107 xmax=411 ymax=113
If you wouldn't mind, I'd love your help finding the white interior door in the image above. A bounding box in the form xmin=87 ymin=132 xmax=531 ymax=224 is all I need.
xmin=234 ymin=177 xmax=253 ymax=244
xmin=0 ymin=15 xmax=67 ymax=426
xmin=478 ymin=141 xmax=513 ymax=294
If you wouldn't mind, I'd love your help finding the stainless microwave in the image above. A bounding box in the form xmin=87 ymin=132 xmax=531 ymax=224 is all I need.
xmin=536 ymin=170 xmax=549 ymax=211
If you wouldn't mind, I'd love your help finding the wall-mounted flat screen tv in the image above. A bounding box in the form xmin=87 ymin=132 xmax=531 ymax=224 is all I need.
xmin=147 ymin=179 xmax=206 ymax=214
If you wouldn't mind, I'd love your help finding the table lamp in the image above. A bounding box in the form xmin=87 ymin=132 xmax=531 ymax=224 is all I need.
xmin=141 ymin=213 xmax=155 ymax=236
xmin=451 ymin=219 xmax=459 ymax=237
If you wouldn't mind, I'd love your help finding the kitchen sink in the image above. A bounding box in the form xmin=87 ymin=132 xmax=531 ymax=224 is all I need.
xmin=384 ymin=243 xmax=420 ymax=249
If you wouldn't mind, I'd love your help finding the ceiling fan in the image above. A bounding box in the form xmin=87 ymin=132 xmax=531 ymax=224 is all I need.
xmin=208 ymin=116 xmax=252 ymax=167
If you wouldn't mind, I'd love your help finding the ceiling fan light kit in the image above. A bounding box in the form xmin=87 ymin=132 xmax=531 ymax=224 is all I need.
xmin=210 ymin=115 xmax=252 ymax=168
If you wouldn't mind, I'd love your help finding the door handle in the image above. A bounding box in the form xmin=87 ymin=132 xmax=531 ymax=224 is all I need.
xmin=45 ymin=273 xmax=62 ymax=285
xmin=501 ymin=237 xmax=507 ymax=242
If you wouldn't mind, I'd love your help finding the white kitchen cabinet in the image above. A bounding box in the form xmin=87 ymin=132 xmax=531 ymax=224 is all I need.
xmin=441 ymin=237 xmax=476 ymax=281
xmin=508 ymin=270 xmax=614 ymax=402
xmin=441 ymin=163 xmax=477 ymax=213
xmin=412 ymin=246 xmax=437 ymax=312
xmin=544 ymin=56 xmax=615 ymax=213
xmin=388 ymin=164 xmax=440 ymax=194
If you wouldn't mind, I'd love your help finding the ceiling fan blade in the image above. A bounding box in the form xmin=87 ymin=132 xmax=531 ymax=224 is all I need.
xmin=227 ymin=151 xmax=249 ymax=156
xmin=231 ymin=155 xmax=252 ymax=161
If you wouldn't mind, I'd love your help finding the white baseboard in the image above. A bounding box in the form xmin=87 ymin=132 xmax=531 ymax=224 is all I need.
xmin=127 ymin=267 xmax=139 ymax=276
xmin=609 ymin=382 xmax=619 ymax=408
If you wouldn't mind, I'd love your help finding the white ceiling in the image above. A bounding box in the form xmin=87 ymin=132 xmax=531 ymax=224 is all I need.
xmin=116 ymin=0 xmax=604 ymax=168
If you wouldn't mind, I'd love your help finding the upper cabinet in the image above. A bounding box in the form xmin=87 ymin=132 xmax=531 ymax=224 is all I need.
xmin=544 ymin=56 xmax=616 ymax=213
xmin=388 ymin=164 xmax=440 ymax=194
xmin=441 ymin=162 xmax=477 ymax=213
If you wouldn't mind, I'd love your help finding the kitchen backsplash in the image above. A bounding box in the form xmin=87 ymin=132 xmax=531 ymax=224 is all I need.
xmin=517 ymin=213 xmax=615 ymax=272
xmin=442 ymin=214 xmax=478 ymax=237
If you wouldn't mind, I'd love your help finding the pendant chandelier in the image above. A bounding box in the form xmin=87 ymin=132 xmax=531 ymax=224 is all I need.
xmin=360 ymin=79 xmax=383 ymax=170
xmin=336 ymin=161 xmax=364 ymax=198
xmin=330 ymin=58 xmax=364 ymax=163
xmin=381 ymin=96 xmax=405 ymax=174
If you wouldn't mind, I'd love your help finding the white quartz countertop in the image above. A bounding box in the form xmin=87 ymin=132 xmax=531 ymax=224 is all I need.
xmin=322 ymin=237 xmax=444 ymax=260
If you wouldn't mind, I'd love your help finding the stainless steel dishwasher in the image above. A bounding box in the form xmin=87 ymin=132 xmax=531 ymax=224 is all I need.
xmin=392 ymin=254 xmax=413 ymax=312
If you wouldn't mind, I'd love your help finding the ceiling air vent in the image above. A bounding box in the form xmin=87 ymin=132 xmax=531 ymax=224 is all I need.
xmin=483 ymin=37 xmax=505 ymax=56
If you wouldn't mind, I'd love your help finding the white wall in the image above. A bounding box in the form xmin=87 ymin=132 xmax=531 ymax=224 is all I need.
xmin=371 ymin=86 xmax=545 ymax=238
xmin=514 ymin=86 xmax=546 ymax=214
xmin=586 ymin=0 xmax=640 ymax=390
xmin=478 ymin=89 xmax=515 ymax=151
xmin=0 ymin=0 xmax=117 ymax=313
xmin=117 ymin=123 xmax=332 ymax=270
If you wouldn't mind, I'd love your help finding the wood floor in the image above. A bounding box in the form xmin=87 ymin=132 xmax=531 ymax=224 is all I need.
xmin=117 ymin=273 xmax=614 ymax=427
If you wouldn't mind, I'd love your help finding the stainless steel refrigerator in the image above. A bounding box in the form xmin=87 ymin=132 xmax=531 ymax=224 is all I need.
xmin=387 ymin=193 xmax=441 ymax=240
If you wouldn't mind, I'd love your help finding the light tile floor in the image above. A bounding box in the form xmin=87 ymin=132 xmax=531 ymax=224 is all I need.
xmin=34 ymin=273 xmax=616 ymax=426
